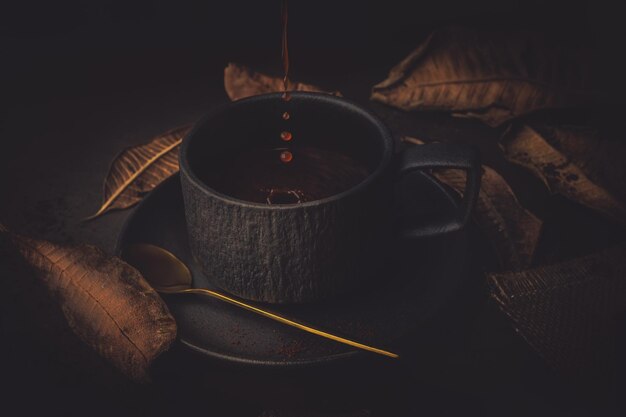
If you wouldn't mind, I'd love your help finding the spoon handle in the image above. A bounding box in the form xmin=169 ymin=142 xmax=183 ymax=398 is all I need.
xmin=162 ymin=287 xmax=399 ymax=359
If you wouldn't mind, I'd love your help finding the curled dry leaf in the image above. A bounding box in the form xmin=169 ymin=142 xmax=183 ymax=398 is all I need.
xmin=501 ymin=124 xmax=626 ymax=227
xmin=489 ymin=244 xmax=626 ymax=378
xmin=403 ymin=137 xmax=542 ymax=270
xmin=88 ymin=125 xmax=190 ymax=219
xmin=0 ymin=228 xmax=177 ymax=382
xmin=541 ymin=125 xmax=626 ymax=206
xmin=372 ymin=27 xmax=595 ymax=127
xmin=224 ymin=63 xmax=341 ymax=101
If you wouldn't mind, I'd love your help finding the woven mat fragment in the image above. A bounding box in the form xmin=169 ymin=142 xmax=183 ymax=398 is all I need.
xmin=489 ymin=244 xmax=626 ymax=379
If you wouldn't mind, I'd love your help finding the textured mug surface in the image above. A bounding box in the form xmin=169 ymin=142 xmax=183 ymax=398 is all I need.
xmin=180 ymin=92 xmax=394 ymax=303
xmin=180 ymin=92 xmax=481 ymax=304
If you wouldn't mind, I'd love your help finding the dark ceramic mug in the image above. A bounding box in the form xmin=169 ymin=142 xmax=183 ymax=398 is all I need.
xmin=180 ymin=92 xmax=481 ymax=304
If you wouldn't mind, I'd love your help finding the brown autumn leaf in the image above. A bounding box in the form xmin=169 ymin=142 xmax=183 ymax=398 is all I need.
xmin=0 ymin=225 xmax=177 ymax=382
xmin=489 ymin=244 xmax=626 ymax=378
xmin=88 ymin=125 xmax=191 ymax=219
xmin=541 ymin=125 xmax=626 ymax=207
xmin=372 ymin=27 xmax=595 ymax=127
xmin=501 ymin=124 xmax=626 ymax=227
xmin=224 ymin=62 xmax=341 ymax=101
xmin=403 ymin=137 xmax=542 ymax=270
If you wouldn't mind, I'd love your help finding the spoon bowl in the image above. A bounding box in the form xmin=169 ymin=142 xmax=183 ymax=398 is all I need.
xmin=123 ymin=243 xmax=192 ymax=291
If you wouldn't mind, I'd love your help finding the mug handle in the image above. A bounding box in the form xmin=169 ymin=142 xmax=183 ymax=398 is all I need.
xmin=397 ymin=142 xmax=481 ymax=239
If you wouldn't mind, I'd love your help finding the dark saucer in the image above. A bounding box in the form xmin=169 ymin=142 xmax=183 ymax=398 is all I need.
xmin=116 ymin=171 xmax=469 ymax=367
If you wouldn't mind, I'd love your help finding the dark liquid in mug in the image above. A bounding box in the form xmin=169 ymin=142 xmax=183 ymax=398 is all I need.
xmin=201 ymin=146 xmax=370 ymax=204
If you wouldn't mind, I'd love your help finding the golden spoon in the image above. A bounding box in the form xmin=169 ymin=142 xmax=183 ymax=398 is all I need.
xmin=122 ymin=243 xmax=398 ymax=359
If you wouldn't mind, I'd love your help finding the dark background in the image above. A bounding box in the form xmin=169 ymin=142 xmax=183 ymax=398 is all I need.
xmin=1 ymin=1 xmax=625 ymax=416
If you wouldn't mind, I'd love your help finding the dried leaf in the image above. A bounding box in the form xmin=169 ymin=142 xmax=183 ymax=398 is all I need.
xmin=489 ymin=244 xmax=626 ymax=378
xmin=403 ymin=137 xmax=542 ymax=269
xmin=224 ymin=63 xmax=341 ymax=101
xmin=501 ymin=124 xmax=626 ymax=226
xmin=0 ymin=228 xmax=177 ymax=381
xmin=542 ymin=125 xmax=626 ymax=206
xmin=372 ymin=27 xmax=595 ymax=126
xmin=88 ymin=126 xmax=190 ymax=219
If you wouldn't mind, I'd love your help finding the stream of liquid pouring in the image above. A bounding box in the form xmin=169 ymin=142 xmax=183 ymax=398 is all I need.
xmin=281 ymin=0 xmax=290 ymax=100
xmin=279 ymin=0 xmax=293 ymax=168
xmin=265 ymin=0 xmax=298 ymax=205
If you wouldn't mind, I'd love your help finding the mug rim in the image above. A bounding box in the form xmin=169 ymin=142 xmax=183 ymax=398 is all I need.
xmin=180 ymin=92 xmax=394 ymax=210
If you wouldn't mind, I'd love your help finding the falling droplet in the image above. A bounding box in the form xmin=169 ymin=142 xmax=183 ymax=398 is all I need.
xmin=282 ymin=111 xmax=290 ymax=120
xmin=280 ymin=150 xmax=293 ymax=163
xmin=282 ymin=91 xmax=291 ymax=101
xmin=280 ymin=131 xmax=293 ymax=142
